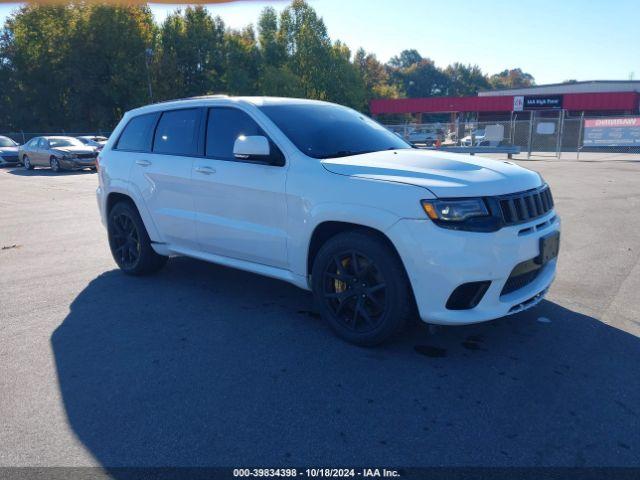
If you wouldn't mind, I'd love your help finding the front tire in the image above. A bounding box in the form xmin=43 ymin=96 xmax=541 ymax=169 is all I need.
xmin=311 ymin=231 xmax=414 ymax=346
xmin=50 ymin=156 xmax=61 ymax=172
xmin=107 ymin=201 xmax=167 ymax=275
xmin=23 ymin=155 xmax=33 ymax=170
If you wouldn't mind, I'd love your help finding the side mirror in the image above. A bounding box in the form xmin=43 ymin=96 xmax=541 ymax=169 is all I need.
xmin=233 ymin=135 xmax=270 ymax=160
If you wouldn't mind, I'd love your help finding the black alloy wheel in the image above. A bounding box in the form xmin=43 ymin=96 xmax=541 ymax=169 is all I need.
xmin=322 ymin=250 xmax=388 ymax=333
xmin=107 ymin=201 xmax=167 ymax=275
xmin=312 ymin=231 xmax=414 ymax=346
xmin=110 ymin=211 xmax=141 ymax=270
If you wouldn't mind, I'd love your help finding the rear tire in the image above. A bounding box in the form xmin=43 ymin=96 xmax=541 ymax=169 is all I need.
xmin=23 ymin=155 xmax=33 ymax=170
xmin=311 ymin=231 xmax=414 ymax=346
xmin=107 ymin=201 xmax=167 ymax=275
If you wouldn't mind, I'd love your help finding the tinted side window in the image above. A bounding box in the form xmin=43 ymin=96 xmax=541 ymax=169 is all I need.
xmin=153 ymin=108 xmax=200 ymax=156
xmin=206 ymin=108 xmax=265 ymax=160
xmin=116 ymin=113 xmax=159 ymax=152
xmin=38 ymin=138 xmax=49 ymax=149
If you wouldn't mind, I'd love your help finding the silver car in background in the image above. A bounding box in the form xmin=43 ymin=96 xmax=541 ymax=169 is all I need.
xmin=0 ymin=136 xmax=21 ymax=166
xmin=19 ymin=136 xmax=98 ymax=172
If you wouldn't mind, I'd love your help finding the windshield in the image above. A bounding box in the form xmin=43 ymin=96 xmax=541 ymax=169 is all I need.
xmin=80 ymin=136 xmax=107 ymax=143
xmin=258 ymin=103 xmax=411 ymax=159
xmin=49 ymin=138 xmax=84 ymax=148
xmin=0 ymin=136 xmax=17 ymax=147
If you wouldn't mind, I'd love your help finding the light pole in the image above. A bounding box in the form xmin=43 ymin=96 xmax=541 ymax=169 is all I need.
xmin=144 ymin=48 xmax=154 ymax=102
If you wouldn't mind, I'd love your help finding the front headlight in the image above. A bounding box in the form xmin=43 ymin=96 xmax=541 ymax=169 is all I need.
xmin=421 ymin=198 xmax=489 ymax=222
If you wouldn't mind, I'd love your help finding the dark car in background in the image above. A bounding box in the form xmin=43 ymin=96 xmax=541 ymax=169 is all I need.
xmin=19 ymin=136 xmax=98 ymax=172
xmin=0 ymin=136 xmax=20 ymax=166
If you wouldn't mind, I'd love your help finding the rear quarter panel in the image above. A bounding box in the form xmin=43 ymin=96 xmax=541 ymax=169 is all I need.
xmin=98 ymin=115 xmax=163 ymax=243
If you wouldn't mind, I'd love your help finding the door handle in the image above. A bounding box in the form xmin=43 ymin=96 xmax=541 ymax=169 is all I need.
xmin=195 ymin=166 xmax=216 ymax=175
xmin=136 ymin=159 xmax=152 ymax=167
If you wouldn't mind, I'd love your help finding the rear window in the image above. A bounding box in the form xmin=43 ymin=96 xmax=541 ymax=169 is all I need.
xmin=153 ymin=109 xmax=200 ymax=156
xmin=116 ymin=113 xmax=159 ymax=152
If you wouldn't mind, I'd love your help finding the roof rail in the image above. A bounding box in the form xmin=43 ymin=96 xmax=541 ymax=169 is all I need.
xmin=152 ymin=94 xmax=229 ymax=105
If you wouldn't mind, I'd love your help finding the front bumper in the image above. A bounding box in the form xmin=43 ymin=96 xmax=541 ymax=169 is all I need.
xmin=60 ymin=157 xmax=97 ymax=170
xmin=387 ymin=211 xmax=560 ymax=325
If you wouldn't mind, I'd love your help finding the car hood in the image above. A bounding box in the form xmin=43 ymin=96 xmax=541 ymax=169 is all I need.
xmin=0 ymin=146 xmax=19 ymax=154
xmin=320 ymin=149 xmax=542 ymax=197
xmin=52 ymin=146 xmax=96 ymax=154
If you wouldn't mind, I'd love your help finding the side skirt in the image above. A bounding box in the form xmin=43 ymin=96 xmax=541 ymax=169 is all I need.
xmin=163 ymin=244 xmax=310 ymax=291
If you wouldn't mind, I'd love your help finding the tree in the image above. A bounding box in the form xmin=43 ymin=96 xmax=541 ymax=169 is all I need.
xmin=324 ymin=41 xmax=366 ymax=109
xmin=257 ymin=7 xmax=285 ymax=67
xmin=388 ymin=49 xmax=422 ymax=69
xmin=155 ymin=7 xmax=225 ymax=100
xmin=2 ymin=4 xmax=79 ymax=130
xmin=223 ymin=26 xmax=260 ymax=95
xmin=154 ymin=12 xmax=186 ymax=100
xmin=0 ymin=0 xmax=543 ymax=131
xmin=444 ymin=63 xmax=490 ymax=96
xmin=278 ymin=0 xmax=333 ymax=99
xmin=0 ymin=25 xmax=16 ymax=129
xmin=489 ymin=68 xmax=535 ymax=89
xmin=389 ymin=56 xmax=451 ymax=98
xmin=355 ymin=48 xmax=399 ymax=111
xmin=68 ymin=5 xmax=157 ymax=130
xmin=256 ymin=6 xmax=302 ymax=97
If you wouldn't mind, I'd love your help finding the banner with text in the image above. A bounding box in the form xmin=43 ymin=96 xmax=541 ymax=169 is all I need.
xmin=583 ymin=117 xmax=640 ymax=146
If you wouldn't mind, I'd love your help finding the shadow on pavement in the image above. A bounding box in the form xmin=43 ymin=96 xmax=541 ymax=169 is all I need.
xmin=51 ymin=257 xmax=640 ymax=468
xmin=8 ymin=167 xmax=95 ymax=176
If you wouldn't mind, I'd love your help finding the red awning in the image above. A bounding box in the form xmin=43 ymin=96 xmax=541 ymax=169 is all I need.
xmin=370 ymin=92 xmax=639 ymax=115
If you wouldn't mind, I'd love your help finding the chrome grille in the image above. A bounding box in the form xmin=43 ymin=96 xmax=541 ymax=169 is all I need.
xmin=76 ymin=153 xmax=97 ymax=159
xmin=498 ymin=185 xmax=554 ymax=226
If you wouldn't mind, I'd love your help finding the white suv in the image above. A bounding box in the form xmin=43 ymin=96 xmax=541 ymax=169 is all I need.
xmin=97 ymin=96 xmax=560 ymax=345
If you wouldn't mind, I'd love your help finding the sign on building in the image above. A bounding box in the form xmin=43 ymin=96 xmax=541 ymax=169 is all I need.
xmin=523 ymin=95 xmax=563 ymax=110
xmin=583 ymin=117 xmax=640 ymax=146
xmin=513 ymin=96 xmax=524 ymax=112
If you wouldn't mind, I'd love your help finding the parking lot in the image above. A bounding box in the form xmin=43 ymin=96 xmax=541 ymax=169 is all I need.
xmin=1 ymin=157 xmax=639 ymax=469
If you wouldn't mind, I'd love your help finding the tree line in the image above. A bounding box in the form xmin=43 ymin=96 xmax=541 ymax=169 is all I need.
xmin=0 ymin=0 xmax=535 ymax=132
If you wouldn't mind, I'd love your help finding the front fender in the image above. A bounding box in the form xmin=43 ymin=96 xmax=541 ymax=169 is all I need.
xmin=288 ymin=202 xmax=402 ymax=278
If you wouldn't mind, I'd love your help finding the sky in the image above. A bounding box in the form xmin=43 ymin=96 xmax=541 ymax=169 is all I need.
xmin=0 ymin=0 xmax=638 ymax=85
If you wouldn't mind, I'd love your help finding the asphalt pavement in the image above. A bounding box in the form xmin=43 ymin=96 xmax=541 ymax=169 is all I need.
xmin=1 ymin=156 xmax=639 ymax=470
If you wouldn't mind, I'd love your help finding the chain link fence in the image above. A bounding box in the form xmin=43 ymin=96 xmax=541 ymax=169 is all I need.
xmin=3 ymin=116 xmax=640 ymax=162
xmin=384 ymin=114 xmax=640 ymax=161
xmin=0 ymin=131 xmax=112 ymax=144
